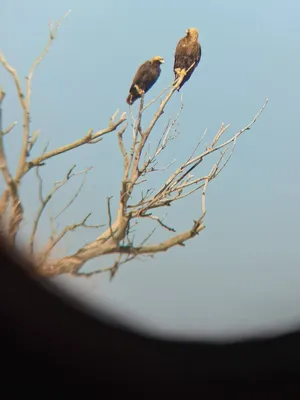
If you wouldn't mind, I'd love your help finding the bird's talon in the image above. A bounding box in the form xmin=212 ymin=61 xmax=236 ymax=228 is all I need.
xmin=134 ymin=84 xmax=145 ymax=96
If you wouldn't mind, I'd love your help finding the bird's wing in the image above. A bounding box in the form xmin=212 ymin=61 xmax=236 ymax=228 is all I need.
xmin=130 ymin=61 xmax=151 ymax=89
xmin=174 ymin=38 xmax=186 ymax=69
xmin=194 ymin=42 xmax=201 ymax=66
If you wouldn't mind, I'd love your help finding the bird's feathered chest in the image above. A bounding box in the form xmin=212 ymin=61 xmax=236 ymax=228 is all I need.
xmin=176 ymin=38 xmax=200 ymax=57
xmin=138 ymin=62 xmax=160 ymax=81
xmin=173 ymin=35 xmax=201 ymax=87
xmin=140 ymin=63 xmax=160 ymax=79
xmin=130 ymin=61 xmax=161 ymax=92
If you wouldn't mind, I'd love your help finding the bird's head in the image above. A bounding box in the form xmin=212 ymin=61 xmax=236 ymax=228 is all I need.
xmin=151 ymin=56 xmax=165 ymax=64
xmin=186 ymin=28 xmax=199 ymax=40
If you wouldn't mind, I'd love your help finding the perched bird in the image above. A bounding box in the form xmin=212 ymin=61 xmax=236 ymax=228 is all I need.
xmin=173 ymin=28 xmax=201 ymax=91
xmin=126 ymin=56 xmax=165 ymax=105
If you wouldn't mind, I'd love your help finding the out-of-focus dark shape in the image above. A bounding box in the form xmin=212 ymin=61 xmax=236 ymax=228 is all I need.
xmin=0 ymin=232 xmax=300 ymax=395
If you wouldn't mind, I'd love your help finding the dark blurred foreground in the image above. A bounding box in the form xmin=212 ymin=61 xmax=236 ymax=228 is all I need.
xmin=1 ymin=233 xmax=300 ymax=396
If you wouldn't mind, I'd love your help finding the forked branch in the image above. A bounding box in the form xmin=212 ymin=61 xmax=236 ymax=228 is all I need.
xmin=26 ymin=111 xmax=127 ymax=173
xmin=29 ymin=164 xmax=92 ymax=254
xmin=0 ymin=12 xmax=127 ymax=245
xmin=1 ymin=17 xmax=268 ymax=278
xmin=0 ymin=11 xmax=71 ymax=243
xmin=35 ymin=73 xmax=267 ymax=277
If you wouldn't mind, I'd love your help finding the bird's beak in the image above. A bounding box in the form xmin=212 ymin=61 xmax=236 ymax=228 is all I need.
xmin=161 ymin=59 xmax=165 ymax=64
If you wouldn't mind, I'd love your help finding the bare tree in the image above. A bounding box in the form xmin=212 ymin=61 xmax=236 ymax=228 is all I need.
xmin=0 ymin=13 xmax=268 ymax=279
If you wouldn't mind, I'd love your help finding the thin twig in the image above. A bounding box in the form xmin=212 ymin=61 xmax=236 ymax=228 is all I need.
xmin=141 ymin=213 xmax=176 ymax=232
xmin=0 ymin=11 xmax=71 ymax=243
xmin=107 ymin=196 xmax=115 ymax=241
xmin=3 ymin=121 xmax=18 ymax=136
xmin=27 ymin=112 xmax=126 ymax=173
xmin=29 ymin=165 xmax=92 ymax=254
xmin=15 ymin=10 xmax=71 ymax=185
xmin=142 ymin=85 xmax=172 ymax=112
xmin=54 ymin=167 xmax=92 ymax=221
xmin=0 ymin=91 xmax=20 ymax=240
xmin=43 ymin=213 xmax=104 ymax=260
xmin=148 ymin=98 xmax=269 ymax=208
xmin=35 ymin=87 xmax=267 ymax=277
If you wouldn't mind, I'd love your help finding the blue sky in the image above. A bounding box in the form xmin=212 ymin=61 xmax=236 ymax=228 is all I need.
xmin=1 ymin=0 xmax=300 ymax=340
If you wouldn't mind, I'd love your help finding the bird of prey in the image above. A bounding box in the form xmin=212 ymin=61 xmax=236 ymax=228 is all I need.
xmin=126 ymin=56 xmax=165 ymax=105
xmin=173 ymin=28 xmax=201 ymax=91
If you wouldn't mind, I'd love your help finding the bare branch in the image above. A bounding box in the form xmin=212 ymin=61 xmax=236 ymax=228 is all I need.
xmin=101 ymin=156 xmax=211 ymax=262
xmin=201 ymin=166 xmax=214 ymax=216
xmin=139 ymin=76 xmax=184 ymax=148
xmin=211 ymin=123 xmax=231 ymax=148
xmin=3 ymin=121 xmax=18 ymax=136
xmin=41 ymin=95 xmax=266 ymax=277
xmin=214 ymin=139 xmax=237 ymax=179
xmin=0 ymin=55 xmax=26 ymax=112
xmin=184 ymin=98 xmax=268 ymax=170
xmin=72 ymin=253 xmax=136 ymax=279
xmin=144 ymin=98 xmax=269 ymax=210
xmin=0 ymin=89 xmax=22 ymax=242
xmin=106 ymin=196 xmax=115 ymax=242
xmin=14 ymin=11 xmax=71 ymax=185
xmin=0 ymin=12 xmax=71 ymax=243
xmin=38 ymin=216 xmax=204 ymax=277
xmin=0 ymin=189 xmax=9 ymax=218
xmin=117 ymin=124 xmax=129 ymax=171
xmin=2 ymin=17 xmax=267 ymax=281
xmin=42 ymin=213 xmax=104 ymax=261
xmin=116 ymin=220 xmax=204 ymax=255
xmin=142 ymin=85 xmax=171 ymax=112
xmin=135 ymin=93 xmax=144 ymax=136
xmin=29 ymin=165 xmax=92 ymax=254
xmin=139 ymin=98 xmax=183 ymax=177
xmin=26 ymin=9 xmax=72 ymax=110
xmin=0 ymin=122 xmax=16 ymax=195
xmin=187 ymin=128 xmax=208 ymax=162
xmin=26 ymin=112 xmax=127 ymax=173
xmin=54 ymin=166 xmax=92 ymax=221
xmin=122 ymin=75 xmax=186 ymax=208
xmin=27 ymin=130 xmax=40 ymax=154
xmin=141 ymin=213 xmax=176 ymax=232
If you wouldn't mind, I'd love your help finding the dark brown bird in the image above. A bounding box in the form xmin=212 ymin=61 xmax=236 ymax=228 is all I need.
xmin=173 ymin=28 xmax=201 ymax=91
xmin=126 ymin=56 xmax=165 ymax=105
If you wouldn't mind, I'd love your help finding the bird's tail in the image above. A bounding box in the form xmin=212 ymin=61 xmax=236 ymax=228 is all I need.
xmin=126 ymin=94 xmax=133 ymax=105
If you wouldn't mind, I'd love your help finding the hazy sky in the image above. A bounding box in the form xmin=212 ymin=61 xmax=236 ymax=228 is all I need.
xmin=1 ymin=0 xmax=300 ymax=340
